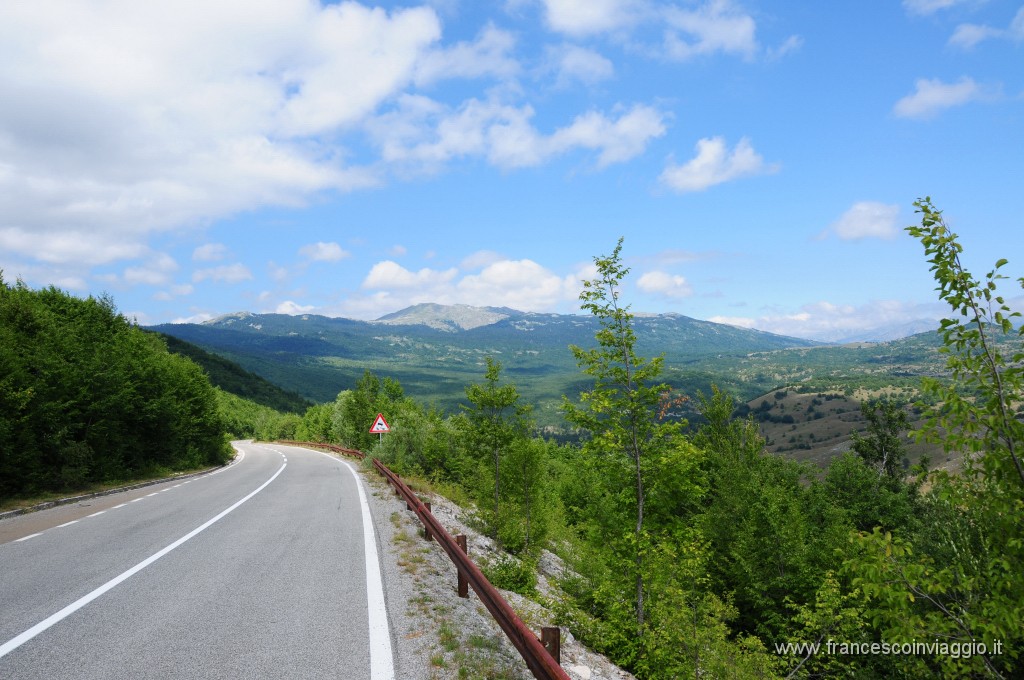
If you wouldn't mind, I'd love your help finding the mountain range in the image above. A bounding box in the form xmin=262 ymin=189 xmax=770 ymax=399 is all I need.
xmin=150 ymin=304 xmax=825 ymax=415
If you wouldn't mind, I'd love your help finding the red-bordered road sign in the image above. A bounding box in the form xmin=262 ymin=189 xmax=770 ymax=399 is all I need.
xmin=369 ymin=413 xmax=390 ymax=434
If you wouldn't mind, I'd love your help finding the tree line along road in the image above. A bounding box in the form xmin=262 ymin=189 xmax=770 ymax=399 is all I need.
xmin=0 ymin=441 xmax=398 ymax=680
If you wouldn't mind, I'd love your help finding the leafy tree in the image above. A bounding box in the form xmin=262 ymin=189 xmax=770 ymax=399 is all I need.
xmin=562 ymin=238 xmax=682 ymax=632
xmin=334 ymin=370 xmax=407 ymax=451
xmin=850 ymin=398 xmax=909 ymax=478
xmin=845 ymin=198 xmax=1023 ymax=678
xmin=462 ymin=357 xmax=532 ymax=550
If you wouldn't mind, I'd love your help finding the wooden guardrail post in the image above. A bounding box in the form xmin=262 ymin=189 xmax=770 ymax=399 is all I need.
xmin=456 ymin=534 xmax=469 ymax=598
xmin=541 ymin=627 xmax=561 ymax=664
xmin=423 ymin=502 xmax=433 ymax=541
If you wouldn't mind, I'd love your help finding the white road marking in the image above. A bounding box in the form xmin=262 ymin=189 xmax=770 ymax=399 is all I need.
xmin=14 ymin=533 xmax=41 ymax=543
xmin=112 ymin=504 xmax=127 ymax=509
xmin=57 ymin=520 xmax=79 ymax=528
xmin=86 ymin=511 xmax=106 ymax=518
xmin=0 ymin=457 xmax=287 ymax=660
xmin=295 ymin=445 xmax=395 ymax=680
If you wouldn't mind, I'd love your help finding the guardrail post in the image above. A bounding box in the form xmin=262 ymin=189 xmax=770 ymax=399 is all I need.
xmin=423 ymin=501 xmax=433 ymax=541
xmin=541 ymin=627 xmax=561 ymax=665
xmin=456 ymin=534 xmax=469 ymax=598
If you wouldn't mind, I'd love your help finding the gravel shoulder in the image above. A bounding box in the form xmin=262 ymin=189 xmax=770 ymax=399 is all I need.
xmin=358 ymin=459 xmax=635 ymax=680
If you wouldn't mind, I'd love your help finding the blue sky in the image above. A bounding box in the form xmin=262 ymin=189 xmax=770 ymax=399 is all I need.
xmin=1 ymin=0 xmax=1021 ymax=341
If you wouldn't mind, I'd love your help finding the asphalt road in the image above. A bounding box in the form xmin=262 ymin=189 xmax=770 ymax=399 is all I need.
xmin=0 ymin=441 xmax=395 ymax=679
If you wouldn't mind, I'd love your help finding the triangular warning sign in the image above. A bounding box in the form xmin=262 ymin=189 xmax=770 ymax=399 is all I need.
xmin=369 ymin=413 xmax=390 ymax=433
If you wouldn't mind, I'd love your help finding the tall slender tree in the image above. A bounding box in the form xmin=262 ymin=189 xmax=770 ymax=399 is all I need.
xmin=562 ymin=238 xmax=680 ymax=632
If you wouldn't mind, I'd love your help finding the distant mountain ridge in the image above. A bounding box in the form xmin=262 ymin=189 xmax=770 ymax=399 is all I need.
xmin=152 ymin=304 xmax=819 ymax=409
xmin=373 ymin=303 xmax=519 ymax=331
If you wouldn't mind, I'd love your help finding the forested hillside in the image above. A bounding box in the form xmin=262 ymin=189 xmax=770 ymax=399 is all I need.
xmin=149 ymin=304 xmax=820 ymax=420
xmin=0 ymin=278 xmax=230 ymax=501
xmin=156 ymin=331 xmax=312 ymax=413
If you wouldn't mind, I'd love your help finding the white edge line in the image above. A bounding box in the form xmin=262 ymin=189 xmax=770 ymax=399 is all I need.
xmin=298 ymin=446 xmax=395 ymax=680
xmin=0 ymin=458 xmax=287 ymax=660
xmin=14 ymin=533 xmax=42 ymax=543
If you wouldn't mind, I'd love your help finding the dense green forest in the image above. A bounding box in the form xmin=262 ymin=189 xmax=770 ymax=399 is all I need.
xmin=156 ymin=331 xmax=312 ymax=413
xmin=274 ymin=201 xmax=1022 ymax=678
xmin=0 ymin=279 xmax=232 ymax=501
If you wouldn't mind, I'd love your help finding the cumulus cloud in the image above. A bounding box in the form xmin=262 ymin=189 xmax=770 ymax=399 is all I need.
xmin=0 ymin=1 xmax=436 ymax=276
xmin=457 ymin=259 xmax=581 ymax=309
xmin=299 ymin=241 xmax=351 ymax=262
xmin=362 ymin=261 xmax=459 ymax=290
xmin=370 ymin=97 xmax=666 ymax=171
xmin=893 ymin=77 xmax=989 ymax=119
xmin=550 ymin=45 xmax=615 ymax=86
xmin=660 ymin=136 xmax=778 ymax=192
xmin=949 ymin=8 xmax=1024 ymax=49
xmin=636 ymin=270 xmax=693 ymax=298
xmin=541 ymin=0 xmax=643 ymax=36
xmin=708 ymin=315 xmax=756 ymax=329
xmin=823 ymin=202 xmax=901 ymax=240
xmin=276 ymin=300 xmax=316 ymax=315
xmin=903 ymin=0 xmax=973 ymax=15
xmin=192 ymin=263 xmax=253 ymax=284
xmin=193 ymin=243 xmax=229 ymax=262
xmin=153 ymin=284 xmax=194 ymax=301
xmin=123 ymin=253 xmax=179 ymax=287
xmin=739 ymin=299 xmax=944 ymax=342
xmin=352 ymin=256 xmax=583 ymax=316
xmin=414 ymin=24 xmax=519 ymax=86
xmin=661 ymin=0 xmax=759 ymax=61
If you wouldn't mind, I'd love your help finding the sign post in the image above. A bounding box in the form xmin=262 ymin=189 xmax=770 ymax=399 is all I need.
xmin=369 ymin=413 xmax=390 ymax=444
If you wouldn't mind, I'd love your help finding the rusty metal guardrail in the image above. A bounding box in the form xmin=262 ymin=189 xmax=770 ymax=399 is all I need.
xmin=276 ymin=440 xmax=365 ymax=459
xmin=371 ymin=457 xmax=569 ymax=680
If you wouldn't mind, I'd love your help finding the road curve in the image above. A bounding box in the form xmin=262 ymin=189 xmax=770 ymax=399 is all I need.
xmin=0 ymin=441 xmax=395 ymax=680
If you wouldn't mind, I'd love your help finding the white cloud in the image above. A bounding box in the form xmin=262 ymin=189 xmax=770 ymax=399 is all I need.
xmin=550 ymin=105 xmax=668 ymax=168
xmin=171 ymin=311 xmax=215 ymax=324
xmin=550 ymin=45 xmax=615 ymax=86
xmin=660 ymin=136 xmax=778 ymax=192
xmin=299 ymin=241 xmax=351 ymax=262
xmin=414 ymin=24 xmax=519 ymax=86
xmin=123 ymin=253 xmax=179 ymax=286
xmin=903 ymin=0 xmax=973 ymax=15
xmin=153 ymin=284 xmax=194 ymax=301
xmin=708 ymin=315 xmax=756 ymax=328
xmin=457 ymin=259 xmax=581 ymax=309
xmin=371 ymin=97 xmax=666 ymax=171
xmin=893 ymin=77 xmax=987 ymax=119
xmin=0 ymin=1 xmax=436 ymax=273
xmin=949 ymin=8 xmax=1024 ymax=49
xmin=276 ymin=300 xmax=316 ymax=315
xmin=0 ymin=227 xmax=147 ymax=265
xmin=192 ymin=263 xmax=253 ymax=284
xmin=745 ymin=299 xmax=944 ymax=341
xmin=541 ymin=0 xmax=643 ymax=36
xmin=461 ymin=250 xmax=507 ymax=270
xmin=362 ymin=261 xmax=459 ymax=290
xmin=348 ymin=257 xmax=584 ymax=317
xmin=193 ymin=243 xmax=228 ymax=262
xmin=662 ymin=0 xmax=759 ymax=61
xmin=636 ymin=270 xmax=693 ymax=298
xmin=824 ymin=202 xmax=901 ymax=240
